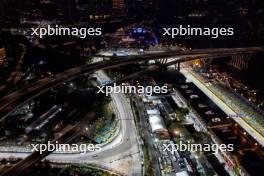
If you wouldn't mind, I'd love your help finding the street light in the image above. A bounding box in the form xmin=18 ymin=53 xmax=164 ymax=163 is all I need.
xmin=174 ymin=130 xmax=180 ymax=136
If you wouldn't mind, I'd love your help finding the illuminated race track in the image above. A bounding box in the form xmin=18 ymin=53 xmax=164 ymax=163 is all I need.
xmin=0 ymin=70 xmax=141 ymax=176
xmin=1 ymin=47 xmax=264 ymax=175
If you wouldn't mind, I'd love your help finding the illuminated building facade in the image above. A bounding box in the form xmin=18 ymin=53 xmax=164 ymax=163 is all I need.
xmin=0 ymin=47 xmax=6 ymax=66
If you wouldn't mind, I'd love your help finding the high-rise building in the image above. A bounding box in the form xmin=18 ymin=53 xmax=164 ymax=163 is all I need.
xmin=158 ymin=0 xmax=187 ymax=17
xmin=126 ymin=0 xmax=159 ymax=17
xmin=0 ymin=0 xmax=7 ymax=22
xmin=112 ymin=0 xmax=125 ymax=11
xmin=0 ymin=47 xmax=6 ymax=66
xmin=56 ymin=0 xmax=82 ymax=21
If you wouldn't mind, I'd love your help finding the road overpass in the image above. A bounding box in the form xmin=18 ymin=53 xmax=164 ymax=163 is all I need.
xmin=0 ymin=47 xmax=263 ymax=122
xmin=101 ymin=46 xmax=264 ymax=60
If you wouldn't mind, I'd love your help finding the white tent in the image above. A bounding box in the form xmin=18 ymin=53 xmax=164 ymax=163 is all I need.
xmin=149 ymin=115 xmax=166 ymax=132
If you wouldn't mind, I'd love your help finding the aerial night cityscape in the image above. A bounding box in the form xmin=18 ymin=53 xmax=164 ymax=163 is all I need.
xmin=0 ymin=0 xmax=264 ymax=176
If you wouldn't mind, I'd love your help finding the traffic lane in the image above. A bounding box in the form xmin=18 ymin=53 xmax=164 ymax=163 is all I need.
xmin=92 ymin=71 xmax=138 ymax=159
xmin=2 ymin=45 xmax=263 ymax=109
